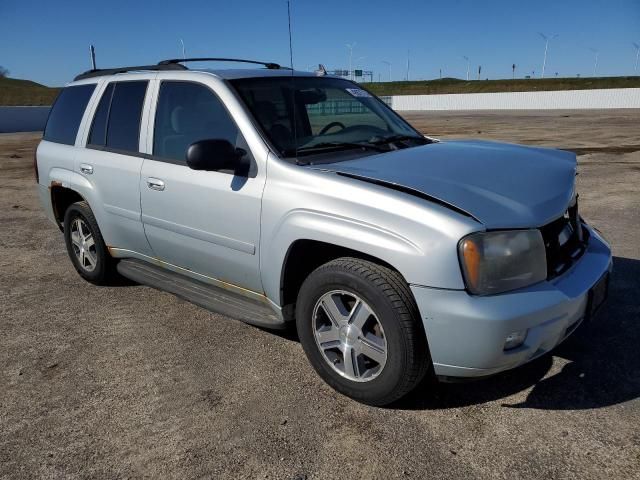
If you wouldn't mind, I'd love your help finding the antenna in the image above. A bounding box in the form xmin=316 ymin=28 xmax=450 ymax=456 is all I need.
xmin=90 ymin=45 xmax=96 ymax=70
xmin=287 ymin=0 xmax=298 ymax=160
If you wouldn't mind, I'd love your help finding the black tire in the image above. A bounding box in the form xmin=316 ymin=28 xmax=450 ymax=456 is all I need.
xmin=63 ymin=201 xmax=118 ymax=285
xmin=296 ymin=257 xmax=430 ymax=406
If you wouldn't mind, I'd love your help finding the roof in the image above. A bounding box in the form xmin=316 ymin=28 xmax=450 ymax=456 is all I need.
xmin=198 ymin=68 xmax=324 ymax=80
xmin=73 ymin=57 xmax=334 ymax=82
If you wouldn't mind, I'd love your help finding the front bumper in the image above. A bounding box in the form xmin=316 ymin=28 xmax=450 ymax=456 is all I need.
xmin=411 ymin=225 xmax=612 ymax=378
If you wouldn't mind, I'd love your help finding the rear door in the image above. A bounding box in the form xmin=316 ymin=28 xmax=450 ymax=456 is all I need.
xmin=139 ymin=79 xmax=265 ymax=293
xmin=77 ymin=78 xmax=153 ymax=256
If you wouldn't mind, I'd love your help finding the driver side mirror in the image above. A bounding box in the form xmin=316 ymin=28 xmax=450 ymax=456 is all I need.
xmin=186 ymin=139 xmax=246 ymax=172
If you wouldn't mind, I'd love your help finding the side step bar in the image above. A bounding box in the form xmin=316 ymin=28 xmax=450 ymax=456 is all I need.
xmin=116 ymin=259 xmax=284 ymax=329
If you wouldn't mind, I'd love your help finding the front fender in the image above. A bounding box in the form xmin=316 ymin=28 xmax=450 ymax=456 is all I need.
xmin=261 ymin=208 xmax=425 ymax=304
xmin=259 ymin=158 xmax=481 ymax=306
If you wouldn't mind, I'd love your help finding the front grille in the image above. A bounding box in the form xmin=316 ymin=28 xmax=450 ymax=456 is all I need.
xmin=539 ymin=201 xmax=589 ymax=279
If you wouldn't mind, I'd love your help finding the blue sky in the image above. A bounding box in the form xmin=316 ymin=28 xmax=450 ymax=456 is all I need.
xmin=1 ymin=0 xmax=639 ymax=86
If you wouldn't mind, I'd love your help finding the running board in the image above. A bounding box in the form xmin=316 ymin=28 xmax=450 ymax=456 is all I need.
xmin=116 ymin=259 xmax=284 ymax=329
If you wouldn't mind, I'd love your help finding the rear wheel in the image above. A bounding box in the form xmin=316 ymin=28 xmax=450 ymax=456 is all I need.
xmin=296 ymin=257 xmax=430 ymax=406
xmin=63 ymin=201 xmax=118 ymax=285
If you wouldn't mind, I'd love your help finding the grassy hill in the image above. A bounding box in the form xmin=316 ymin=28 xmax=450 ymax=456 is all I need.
xmin=365 ymin=76 xmax=640 ymax=96
xmin=0 ymin=77 xmax=60 ymax=106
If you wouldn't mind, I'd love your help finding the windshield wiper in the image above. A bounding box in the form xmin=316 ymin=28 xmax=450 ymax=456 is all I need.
xmin=370 ymin=134 xmax=430 ymax=145
xmin=295 ymin=141 xmax=388 ymax=155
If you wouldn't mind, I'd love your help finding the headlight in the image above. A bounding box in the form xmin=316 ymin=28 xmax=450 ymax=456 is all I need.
xmin=458 ymin=230 xmax=547 ymax=295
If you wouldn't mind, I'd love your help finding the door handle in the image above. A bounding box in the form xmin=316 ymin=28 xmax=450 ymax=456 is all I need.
xmin=146 ymin=178 xmax=165 ymax=191
xmin=80 ymin=163 xmax=93 ymax=174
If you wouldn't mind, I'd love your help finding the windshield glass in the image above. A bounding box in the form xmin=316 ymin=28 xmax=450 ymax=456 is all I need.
xmin=230 ymin=76 xmax=427 ymax=159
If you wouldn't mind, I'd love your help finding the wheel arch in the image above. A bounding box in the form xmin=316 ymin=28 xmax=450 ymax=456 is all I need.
xmin=50 ymin=184 xmax=88 ymax=228
xmin=278 ymin=239 xmax=412 ymax=321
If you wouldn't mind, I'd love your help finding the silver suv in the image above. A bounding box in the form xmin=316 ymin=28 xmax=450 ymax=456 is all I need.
xmin=36 ymin=58 xmax=612 ymax=405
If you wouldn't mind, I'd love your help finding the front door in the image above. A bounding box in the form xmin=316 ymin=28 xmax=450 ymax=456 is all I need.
xmin=139 ymin=80 xmax=265 ymax=293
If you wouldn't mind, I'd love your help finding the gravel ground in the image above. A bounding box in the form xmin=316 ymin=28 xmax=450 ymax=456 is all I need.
xmin=1 ymin=110 xmax=639 ymax=479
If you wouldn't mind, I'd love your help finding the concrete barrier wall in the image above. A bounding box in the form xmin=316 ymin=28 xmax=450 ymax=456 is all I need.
xmin=0 ymin=106 xmax=50 ymax=133
xmin=391 ymin=88 xmax=640 ymax=111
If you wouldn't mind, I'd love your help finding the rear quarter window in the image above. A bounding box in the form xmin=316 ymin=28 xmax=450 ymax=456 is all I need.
xmin=43 ymin=84 xmax=96 ymax=145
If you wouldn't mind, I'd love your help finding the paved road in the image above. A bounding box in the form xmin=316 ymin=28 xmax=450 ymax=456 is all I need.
xmin=1 ymin=111 xmax=639 ymax=479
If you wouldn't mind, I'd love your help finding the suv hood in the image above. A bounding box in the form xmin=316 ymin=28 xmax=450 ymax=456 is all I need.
xmin=312 ymin=140 xmax=577 ymax=229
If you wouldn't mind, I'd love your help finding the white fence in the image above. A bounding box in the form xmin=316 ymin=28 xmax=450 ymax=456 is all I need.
xmin=390 ymin=88 xmax=640 ymax=111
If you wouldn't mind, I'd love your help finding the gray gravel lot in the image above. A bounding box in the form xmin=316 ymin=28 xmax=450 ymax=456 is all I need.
xmin=1 ymin=110 xmax=639 ymax=479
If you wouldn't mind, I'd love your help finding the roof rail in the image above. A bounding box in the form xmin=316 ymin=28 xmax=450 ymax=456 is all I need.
xmin=158 ymin=57 xmax=285 ymax=70
xmin=73 ymin=63 xmax=187 ymax=81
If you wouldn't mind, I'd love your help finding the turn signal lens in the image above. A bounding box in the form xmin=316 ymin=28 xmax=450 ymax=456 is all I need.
xmin=461 ymin=238 xmax=481 ymax=291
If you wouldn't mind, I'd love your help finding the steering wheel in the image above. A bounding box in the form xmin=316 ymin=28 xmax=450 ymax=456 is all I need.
xmin=319 ymin=121 xmax=346 ymax=135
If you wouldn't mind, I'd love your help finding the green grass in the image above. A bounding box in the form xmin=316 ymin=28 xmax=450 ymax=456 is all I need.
xmin=365 ymin=76 xmax=640 ymax=96
xmin=0 ymin=77 xmax=60 ymax=106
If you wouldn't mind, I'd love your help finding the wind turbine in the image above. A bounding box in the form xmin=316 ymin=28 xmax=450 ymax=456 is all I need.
xmin=633 ymin=43 xmax=640 ymax=73
xmin=381 ymin=61 xmax=391 ymax=81
xmin=539 ymin=32 xmax=558 ymax=78
xmin=463 ymin=56 xmax=470 ymax=80
xmin=406 ymin=49 xmax=410 ymax=81
xmin=589 ymin=48 xmax=599 ymax=77
xmin=346 ymin=42 xmax=356 ymax=80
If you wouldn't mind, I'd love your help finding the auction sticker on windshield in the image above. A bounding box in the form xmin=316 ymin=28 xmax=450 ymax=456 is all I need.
xmin=345 ymin=88 xmax=371 ymax=98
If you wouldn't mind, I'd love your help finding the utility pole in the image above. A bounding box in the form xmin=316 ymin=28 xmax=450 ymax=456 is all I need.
xmin=463 ymin=56 xmax=470 ymax=80
xmin=512 ymin=63 xmax=516 ymax=79
xmin=539 ymin=32 xmax=558 ymax=78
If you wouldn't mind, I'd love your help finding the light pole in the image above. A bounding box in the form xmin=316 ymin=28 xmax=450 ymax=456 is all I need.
xmin=463 ymin=56 xmax=470 ymax=80
xmin=633 ymin=43 xmax=639 ymax=73
xmin=381 ymin=61 xmax=391 ymax=81
xmin=346 ymin=42 xmax=356 ymax=80
xmin=539 ymin=32 xmax=558 ymax=79
xmin=590 ymin=48 xmax=599 ymax=77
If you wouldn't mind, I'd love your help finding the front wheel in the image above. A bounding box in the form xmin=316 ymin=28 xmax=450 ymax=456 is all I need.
xmin=296 ymin=258 xmax=430 ymax=406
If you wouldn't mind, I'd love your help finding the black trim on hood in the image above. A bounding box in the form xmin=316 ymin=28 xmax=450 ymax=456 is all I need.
xmin=335 ymin=171 xmax=480 ymax=223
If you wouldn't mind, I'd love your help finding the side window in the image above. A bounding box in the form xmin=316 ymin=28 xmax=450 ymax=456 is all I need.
xmin=153 ymin=81 xmax=241 ymax=163
xmin=88 ymin=83 xmax=113 ymax=146
xmin=87 ymin=81 xmax=148 ymax=153
xmin=43 ymin=84 xmax=96 ymax=145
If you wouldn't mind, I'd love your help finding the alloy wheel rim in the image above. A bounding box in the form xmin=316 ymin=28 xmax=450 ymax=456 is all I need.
xmin=70 ymin=218 xmax=98 ymax=272
xmin=312 ymin=290 xmax=387 ymax=382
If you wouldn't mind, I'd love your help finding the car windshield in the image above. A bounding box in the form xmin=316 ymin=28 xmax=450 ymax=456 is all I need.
xmin=230 ymin=76 xmax=429 ymax=159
